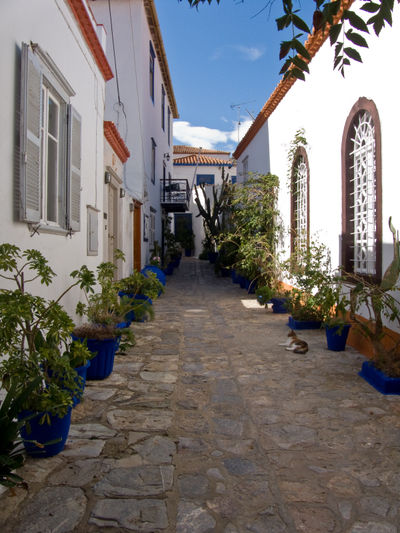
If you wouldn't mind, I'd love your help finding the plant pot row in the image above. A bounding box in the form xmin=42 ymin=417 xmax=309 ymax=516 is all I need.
xmin=230 ymin=269 xmax=256 ymax=294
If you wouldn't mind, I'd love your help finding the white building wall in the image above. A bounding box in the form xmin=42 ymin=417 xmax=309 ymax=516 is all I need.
xmin=237 ymin=3 xmax=400 ymax=277
xmin=173 ymin=163 xmax=236 ymax=256
xmin=236 ymin=120 xmax=270 ymax=183
xmin=0 ymin=0 xmax=106 ymax=317
xmin=89 ymin=0 xmax=175 ymax=267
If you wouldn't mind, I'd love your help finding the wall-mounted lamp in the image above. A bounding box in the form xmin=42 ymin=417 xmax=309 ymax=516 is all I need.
xmin=129 ymin=202 xmax=134 ymax=212
xmin=120 ymin=188 xmax=126 ymax=198
xmin=163 ymin=153 xmax=170 ymax=162
xmin=104 ymin=171 xmax=111 ymax=184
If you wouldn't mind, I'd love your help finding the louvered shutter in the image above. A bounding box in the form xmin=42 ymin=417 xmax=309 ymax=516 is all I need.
xmin=67 ymin=105 xmax=81 ymax=232
xmin=20 ymin=43 xmax=42 ymax=222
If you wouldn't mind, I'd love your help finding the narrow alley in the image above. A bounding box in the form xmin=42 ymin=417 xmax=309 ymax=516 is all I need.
xmin=1 ymin=258 xmax=399 ymax=533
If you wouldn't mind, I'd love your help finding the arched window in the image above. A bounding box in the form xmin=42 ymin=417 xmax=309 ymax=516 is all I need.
xmin=291 ymin=147 xmax=309 ymax=254
xmin=342 ymin=98 xmax=382 ymax=281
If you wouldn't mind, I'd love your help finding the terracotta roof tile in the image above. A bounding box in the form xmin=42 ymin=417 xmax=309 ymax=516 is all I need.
xmin=233 ymin=0 xmax=353 ymax=159
xmin=173 ymin=145 xmax=231 ymax=155
xmin=174 ymin=154 xmax=236 ymax=166
xmin=66 ymin=0 xmax=113 ymax=81
xmin=104 ymin=121 xmax=130 ymax=163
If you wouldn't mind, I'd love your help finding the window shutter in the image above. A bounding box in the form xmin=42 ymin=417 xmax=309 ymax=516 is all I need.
xmin=67 ymin=105 xmax=81 ymax=232
xmin=20 ymin=43 xmax=42 ymax=223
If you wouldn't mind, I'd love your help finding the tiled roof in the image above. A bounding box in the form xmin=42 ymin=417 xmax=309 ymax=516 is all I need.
xmin=173 ymin=145 xmax=231 ymax=155
xmin=144 ymin=0 xmax=179 ymax=118
xmin=174 ymin=154 xmax=236 ymax=166
xmin=233 ymin=0 xmax=353 ymax=159
xmin=104 ymin=121 xmax=130 ymax=163
xmin=66 ymin=0 xmax=113 ymax=81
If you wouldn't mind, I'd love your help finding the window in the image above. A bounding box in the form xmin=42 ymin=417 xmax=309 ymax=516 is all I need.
xmin=19 ymin=42 xmax=81 ymax=232
xmin=167 ymin=107 xmax=171 ymax=146
xmin=291 ymin=148 xmax=309 ymax=254
xmin=342 ymin=98 xmax=382 ymax=280
xmin=197 ymin=174 xmax=215 ymax=186
xmin=161 ymin=85 xmax=165 ymax=131
xmin=149 ymin=42 xmax=155 ymax=103
xmin=151 ymin=138 xmax=156 ymax=184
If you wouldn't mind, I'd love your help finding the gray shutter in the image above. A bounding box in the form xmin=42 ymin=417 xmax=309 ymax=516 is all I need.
xmin=67 ymin=105 xmax=81 ymax=232
xmin=20 ymin=43 xmax=42 ymax=222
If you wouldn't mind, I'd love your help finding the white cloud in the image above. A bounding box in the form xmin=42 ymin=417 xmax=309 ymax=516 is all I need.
xmin=210 ymin=44 xmax=265 ymax=62
xmin=173 ymin=119 xmax=253 ymax=151
xmin=234 ymin=45 xmax=265 ymax=61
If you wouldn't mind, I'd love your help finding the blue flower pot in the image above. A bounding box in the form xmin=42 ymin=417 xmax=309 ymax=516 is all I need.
xmin=238 ymin=275 xmax=246 ymax=289
xmin=288 ymin=316 xmax=322 ymax=330
xmin=208 ymin=251 xmax=218 ymax=264
xmin=163 ymin=263 xmax=174 ymax=275
xmin=73 ymin=360 xmax=91 ymax=406
xmin=325 ymin=324 xmax=351 ymax=351
xmin=19 ymin=407 xmax=72 ymax=457
xmin=231 ymin=269 xmax=240 ymax=284
xmin=82 ymin=337 xmax=118 ymax=380
xmin=270 ymin=297 xmax=288 ymax=314
xmin=141 ymin=265 xmax=166 ymax=286
xmin=359 ymin=360 xmax=400 ymax=395
xmin=245 ymin=278 xmax=256 ymax=294
xmin=119 ymin=292 xmax=152 ymax=322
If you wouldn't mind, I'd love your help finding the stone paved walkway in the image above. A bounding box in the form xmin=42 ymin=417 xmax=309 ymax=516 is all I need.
xmin=1 ymin=257 xmax=400 ymax=532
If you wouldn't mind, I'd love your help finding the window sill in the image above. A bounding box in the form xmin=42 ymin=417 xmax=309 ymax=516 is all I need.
xmin=28 ymin=223 xmax=73 ymax=237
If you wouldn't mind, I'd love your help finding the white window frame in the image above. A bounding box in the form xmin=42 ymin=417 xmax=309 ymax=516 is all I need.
xmin=19 ymin=42 xmax=81 ymax=233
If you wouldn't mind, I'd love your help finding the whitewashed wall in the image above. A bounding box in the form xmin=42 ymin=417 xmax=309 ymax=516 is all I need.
xmin=0 ymin=0 xmax=106 ymax=317
xmin=173 ymin=163 xmax=236 ymax=256
xmin=236 ymin=120 xmax=270 ymax=184
xmin=90 ymin=0 xmax=175 ymax=267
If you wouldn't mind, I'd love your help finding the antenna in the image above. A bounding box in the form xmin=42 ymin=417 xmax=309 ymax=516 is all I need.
xmin=230 ymin=100 xmax=255 ymax=143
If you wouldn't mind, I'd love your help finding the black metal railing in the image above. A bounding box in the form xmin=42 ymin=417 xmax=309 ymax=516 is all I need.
xmin=160 ymin=178 xmax=190 ymax=211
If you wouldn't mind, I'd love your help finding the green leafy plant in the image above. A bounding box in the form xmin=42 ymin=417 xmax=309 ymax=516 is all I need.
xmin=0 ymin=378 xmax=41 ymax=489
xmin=347 ymin=217 xmax=400 ymax=377
xmin=284 ymin=239 xmax=331 ymax=322
xmin=221 ymin=173 xmax=283 ymax=286
xmin=74 ymin=256 xmax=135 ymax=343
xmin=0 ymin=244 xmax=95 ymax=419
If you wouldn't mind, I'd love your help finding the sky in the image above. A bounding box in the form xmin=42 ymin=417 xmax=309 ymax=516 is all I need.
xmin=154 ymin=0 xmax=316 ymax=154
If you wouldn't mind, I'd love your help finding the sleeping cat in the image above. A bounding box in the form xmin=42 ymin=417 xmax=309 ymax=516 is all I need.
xmin=279 ymin=329 xmax=309 ymax=354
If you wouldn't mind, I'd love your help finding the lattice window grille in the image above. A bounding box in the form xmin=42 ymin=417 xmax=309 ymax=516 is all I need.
xmin=294 ymin=155 xmax=308 ymax=252
xmin=349 ymin=111 xmax=376 ymax=275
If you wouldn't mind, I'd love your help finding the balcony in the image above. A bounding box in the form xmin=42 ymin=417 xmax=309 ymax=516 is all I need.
xmin=160 ymin=178 xmax=190 ymax=213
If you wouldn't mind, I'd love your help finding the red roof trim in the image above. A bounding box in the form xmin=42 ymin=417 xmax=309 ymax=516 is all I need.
xmin=66 ymin=0 xmax=114 ymax=82
xmin=104 ymin=121 xmax=130 ymax=163
xmin=233 ymin=0 xmax=353 ymax=159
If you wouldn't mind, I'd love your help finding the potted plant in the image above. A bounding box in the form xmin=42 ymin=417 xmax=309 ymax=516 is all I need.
xmin=349 ymin=218 xmax=400 ymax=393
xmin=318 ymin=273 xmax=351 ymax=351
xmin=256 ymin=284 xmax=290 ymax=314
xmin=117 ymin=269 xmax=164 ymax=322
xmin=74 ymin=258 xmax=135 ymax=380
xmin=283 ymin=240 xmax=330 ymax=329
xmin=0 ymin=244 xmax=95 ymax=456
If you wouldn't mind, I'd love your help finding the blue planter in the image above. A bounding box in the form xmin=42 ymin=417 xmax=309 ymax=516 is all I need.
xmin=82 ymin=337 xmax=118 ymax=380
xmin=359 ymin=360 xmax=400 ymax=395
xmin=288 ymin=316 xmax=322 ymax=330
xmin=270 ymin=297 xmax=288 ymax=314
xmin=238 ymin=275 xmax=246 ymax=289
xmin=231 ymin=269 xmax=240 ymax=284
xmin=141 ymin=265 xmax=166 ymax=286
xmin=163 ymin=263 xmax=174 ymax=276
xmin=19 ymin=407 xmax=72 ymax=457
xmin=208 ymin=251 xmax=218 ymax=264
xmin=245 ymin=278 xmax=256 ymax=294
xmin=119 ymin=292 xmax=152 ymax=322
xmin=220 ymin=267 xmax=230 ymax=277
xmin=185 ymin=249 xmax=192 ymax=257
xmin=325 ymin=324 xmax=351 ymax=351
xmin=73 ymin=360 xmax=91 ymax=406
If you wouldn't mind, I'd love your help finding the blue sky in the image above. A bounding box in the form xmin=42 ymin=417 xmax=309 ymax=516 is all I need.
xmin=154 ymin=0 xmax=315 ymax=154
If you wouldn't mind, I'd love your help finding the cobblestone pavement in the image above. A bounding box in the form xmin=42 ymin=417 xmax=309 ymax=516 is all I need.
xmin=1 ymin=257 xmax=400 ymax=532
